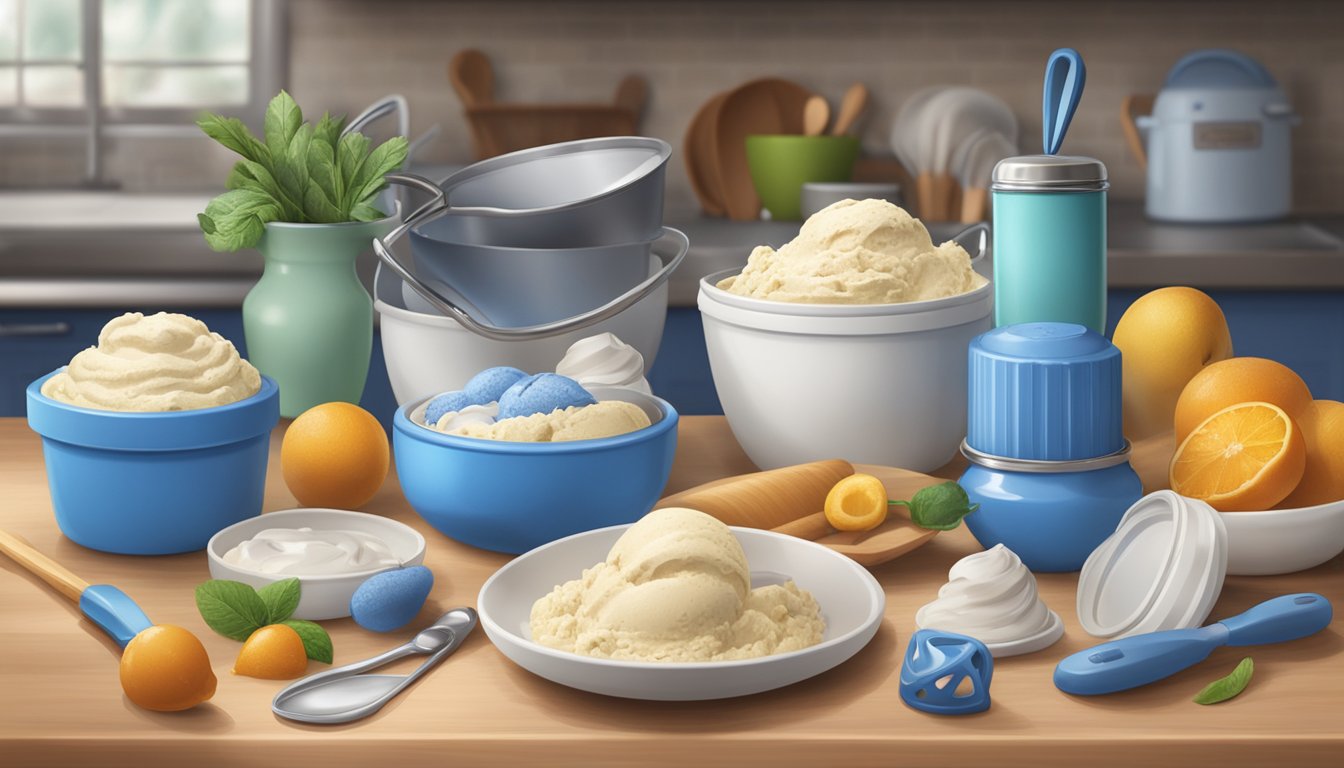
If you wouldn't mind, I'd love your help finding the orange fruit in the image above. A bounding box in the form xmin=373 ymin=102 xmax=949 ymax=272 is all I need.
xmin=824 ymin=473 xmax=888 ymax=532
xmin=1170 ymin=401 xmax=1306 ymax=512
xmin=119 ymin=624 xmax=217 ymax=712
xmin=282 ymin=402 xmax=389 ymax=508
xmin=233 ymin=624 xmax=308 ymax=680
xmin=1173 ymin=357 xmax=1313 ymax=443
xmin=1278 ymin=400 xmax=1344 ymax=508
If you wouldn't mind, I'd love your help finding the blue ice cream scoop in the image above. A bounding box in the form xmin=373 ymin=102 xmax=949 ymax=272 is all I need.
xmin=463 ymin=366 xmax=528 ymax=404
xmin=497 ymin=373 xmax=596 ymax=420
xmin=350 ymin=566 xmax=435 ymax=633
xmin=424 ymin=390 xmax=475 ymax=426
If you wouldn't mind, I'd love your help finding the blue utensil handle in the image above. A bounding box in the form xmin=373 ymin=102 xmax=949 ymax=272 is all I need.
xmin=1042 ymin=48 xmax=1086 ymax=155
xmin=1220 ymin=593 xmax=1333 ymax=647
xmin=1053 ymin=626 xmax=1220 ymax=696
xmin=80 ymin=584 xmax=154 ymax=649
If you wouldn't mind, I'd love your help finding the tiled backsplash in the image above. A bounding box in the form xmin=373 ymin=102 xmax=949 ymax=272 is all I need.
xmin=4 ymin=0 xmax=1341 ymax=217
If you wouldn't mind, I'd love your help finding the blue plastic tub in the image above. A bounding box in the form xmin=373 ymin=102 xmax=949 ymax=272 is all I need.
xmin=393 ymin=390 xmax=678 ymax=554
xmin=26 ymin=370 xmax=280 ymax=555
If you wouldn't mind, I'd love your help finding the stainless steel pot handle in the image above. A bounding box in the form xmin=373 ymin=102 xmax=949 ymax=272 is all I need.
xmin=951 ymin=221 xmax=989 ymax=263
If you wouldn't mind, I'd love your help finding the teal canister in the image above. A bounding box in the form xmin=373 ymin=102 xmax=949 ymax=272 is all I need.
xmin=991 ymin=155 xmax=1108 ymax=333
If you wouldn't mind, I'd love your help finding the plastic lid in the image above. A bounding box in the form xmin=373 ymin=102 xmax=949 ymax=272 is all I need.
xmin=1077 ymin=491 xmax=1228 ymax=640
xmin=991 ymin=155 xmax=1108 ymax=191
xmin=967 ymin=322 xmax=1124 ymax=461
xmin=1163 ymin=49 xmax=1277 ymax=90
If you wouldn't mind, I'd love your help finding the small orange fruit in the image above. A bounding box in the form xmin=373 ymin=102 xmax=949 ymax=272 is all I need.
xmin=119 ymin=624 xmax=217 ymax=712
xmin=1170 ymin=401 xmax=1307 ymax=512
xmin=1173 ymin=357 xmax=1313 ymax=444
xmin=282 ymin=402 xmax=389 ymax=508
xmin=233 ymin=624 xmax=309 ymax=680
xmin=824 ymin=473 xmax=888 ymax=532
xmin=1278 ymin=400 xmax=1344 ymax=509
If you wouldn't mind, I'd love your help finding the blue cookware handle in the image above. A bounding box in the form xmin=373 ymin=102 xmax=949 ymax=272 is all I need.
xmin=1043 ymin=48 xmax=1086 ymax=155
xmin=1054 ymin=593 xmax=1332 ymax=696
xmin=80 ymin=584 xmax=154 ymax=649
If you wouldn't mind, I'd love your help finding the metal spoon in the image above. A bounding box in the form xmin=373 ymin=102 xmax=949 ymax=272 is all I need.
xmin=272 ymin=608 xmax=478 ymax=724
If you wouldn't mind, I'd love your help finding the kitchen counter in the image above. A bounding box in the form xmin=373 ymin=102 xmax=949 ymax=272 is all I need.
xmin=2 ymin=417 xmax=1341 ymax=767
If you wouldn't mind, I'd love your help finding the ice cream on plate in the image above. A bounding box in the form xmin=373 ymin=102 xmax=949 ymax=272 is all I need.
xmin=530 ymin=507 xmax=825 ymax=662
xmin=717 ymin=198 xmax=986 ymax=304
xmin=40 ymin=312 xmax=260 ymax=412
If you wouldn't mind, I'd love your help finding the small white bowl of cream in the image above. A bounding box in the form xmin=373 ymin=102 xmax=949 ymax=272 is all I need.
xmin=207 ymin=508 xmax=427 ymax=620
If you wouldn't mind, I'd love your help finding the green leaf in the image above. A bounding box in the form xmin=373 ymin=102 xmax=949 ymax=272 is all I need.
xmin=346 ymin=135 xmax=408 ymax=211
xmin=226 ymin=159 xmax=302 ymax=220
xmin=281 ymin=619 xmax=334 ymax=664
xmin=198 ymin=188 xmax=281 ymax=251
xmin=313 ymin=111 xmax=345 ymax=149
xmin=196 ymin=113 xmax=269 ymax=166
xmin=306 ymin=132 xmax=342 ymax=216
xmin=303 ymin=177 xmax=346 ymax=223
xmin=263 ymin=90 xmax=303 ymax=163
xmin=336 ymin=130 xmax=371 ymax=209
xmin=195 ymin=580 xmax=270 ymax=641
xmin=891 ymin=481 xmax=980 ymax=531
xmin=272 ymin=123 xmax=314 ymax=222
xmin=349 ymin=201 xmax=388 ymax=222
xmin=257 ymin=578 xmax=301 ymax=624
xmin=1194 ymin=657 xmax=1254 ymax=705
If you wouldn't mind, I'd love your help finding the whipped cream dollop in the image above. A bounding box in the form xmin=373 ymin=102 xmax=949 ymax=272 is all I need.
xmin=915 ymin=544 xmax=1057 ymax=645
xmin=222 ymin=527 xmax=401 ymax=576
xmin=555 ymin=333 xmax=652 ymax=395
xmin=434 ymin=402 xmax=500 ymax=432
xmin=41 ymin=312 xmax=261 ymax=412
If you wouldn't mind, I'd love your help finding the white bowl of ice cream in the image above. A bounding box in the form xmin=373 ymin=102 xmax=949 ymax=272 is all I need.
xmin=698 ymin=199 xmax=992 ymax=472
xmin=207 ymin=508 xmax=427 ymax=620
xmin=477 ymin=508 xmax=885 ymax=700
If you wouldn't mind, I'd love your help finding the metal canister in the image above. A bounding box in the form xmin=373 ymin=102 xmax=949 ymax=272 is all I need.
xmin=991 ymin=156 xmax=1108 ymax=333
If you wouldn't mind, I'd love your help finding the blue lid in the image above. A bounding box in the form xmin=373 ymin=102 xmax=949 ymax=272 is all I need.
xmin=1163 ymin=49 xmax=1277 ymax=90
xmin=967 ymin=322 xmax=1123 ymax=461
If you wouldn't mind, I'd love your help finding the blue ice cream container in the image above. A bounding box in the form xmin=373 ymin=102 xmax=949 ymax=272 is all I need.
xmin=26 ymin=371 xmax=280 ymax=555
xmin=959 ymin=322 xmax=1140 ymax=572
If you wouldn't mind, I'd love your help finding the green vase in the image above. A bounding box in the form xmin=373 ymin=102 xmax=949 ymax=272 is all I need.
xmin=244 ymin=216 xmax=397 ymax=418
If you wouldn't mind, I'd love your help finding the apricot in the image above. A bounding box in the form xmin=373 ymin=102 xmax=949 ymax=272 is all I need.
xmin=233 ymin=624 xmax=308 ymax=680
xmin=119 ymin=624 xmax=217 ymax=712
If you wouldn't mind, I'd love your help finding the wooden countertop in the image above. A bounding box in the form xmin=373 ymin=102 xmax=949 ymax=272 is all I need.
xmin=2 ymin=417 xmax=1341 ymax=767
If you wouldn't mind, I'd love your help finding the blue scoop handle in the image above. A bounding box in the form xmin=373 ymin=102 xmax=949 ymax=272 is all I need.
xmin=1042 ymin=48 xmax=1086 ymax=155
xmin=80 ymin=584 xmax=154 ymax=649
xmin=1055 ymin=593 xmax=1332 ymax=696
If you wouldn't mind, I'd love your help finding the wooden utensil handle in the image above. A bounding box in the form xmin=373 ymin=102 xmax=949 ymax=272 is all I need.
xmin=772 ymin=512 xmax=834 ymax=540
xmin=0 ymin=529 xmax=88 ymax=603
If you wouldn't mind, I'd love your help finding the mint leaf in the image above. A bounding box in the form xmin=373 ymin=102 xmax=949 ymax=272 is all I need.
xmin=281 ymin=619 xmax=334 ymax=664
xmin=273 ymin=123 xmax=314 ymax=221
xmin=313 ymin=111 xmax=345 ymax=150
xmin=306 ymin=133 xmax=342 ymax=219
xmin=336 ymin=131 xmax=371 ymax=210
xmin=196 ymin=113 xmax=269 ymax=166
xmin=199 ymin=188 xmax=281 ymax=251
xmin=263 ymin=90 xmax=303 ymax=164
xmin=227 ymin=159 xmax=302 ymax=220
xmin=891 ymin=481 xmax=979 ymax=531
xmin=257 ymin=578 xmax=301 ymax=624
xmin=304 ymin=178 xmax=345 ymax=224
xmin=195 ymin=580 xmax=270 ymax=641
xmin=349 ymin=202 xmax=387 ymax=222
xmin=1194 ymin=657 xmax=1254 ymax=705
xmin=346 ymin=135 xmax=407 ymax=212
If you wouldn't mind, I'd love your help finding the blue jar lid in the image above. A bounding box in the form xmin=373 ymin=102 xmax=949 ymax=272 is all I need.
xmin=967 ymin=322 xmax=1122 ymax=461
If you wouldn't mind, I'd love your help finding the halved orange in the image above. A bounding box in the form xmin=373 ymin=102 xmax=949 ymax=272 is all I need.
xmin=1170 ymin=401 xmax=1306 ymax=512
xmin=824 ymin=473 xmax=889 ymax=531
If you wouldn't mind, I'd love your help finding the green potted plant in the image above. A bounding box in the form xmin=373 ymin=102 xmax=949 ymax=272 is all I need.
xmin=198 ymin=91 xmax=408 ymax=418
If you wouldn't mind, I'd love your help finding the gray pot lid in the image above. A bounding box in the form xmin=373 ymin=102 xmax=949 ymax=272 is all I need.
xmin=992 ymin=155 xmax=1108 ymax=190
xmin=1163 ymin=49 xmax=1277 ymax=90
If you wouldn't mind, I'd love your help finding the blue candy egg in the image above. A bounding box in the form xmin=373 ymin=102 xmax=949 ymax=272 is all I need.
xmin=497 ymin=373 xmax=596 ymax=420
xmin=350 ymin=566 xmax=434 ymax=633
xmin=463 ymin=366 xmax=529 ymax=404
xmin=424 ymin=391 xmax=474 ymax=426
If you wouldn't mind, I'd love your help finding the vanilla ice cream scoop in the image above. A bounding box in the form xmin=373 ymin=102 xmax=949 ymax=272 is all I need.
xmin=556 ymin=333 xmax=652 ymax=395
xmin=449 ymin=400 xmax=650 ymax=442
xmin=530 ymin=507 xmax=825 ymax=662
xmin=718 ymin=198 xmax=986 ymax=304
xmin=40 ymin=312 xmax=261 ymax=412
xmin=915 ymin=544 xmax=1062 ymax=654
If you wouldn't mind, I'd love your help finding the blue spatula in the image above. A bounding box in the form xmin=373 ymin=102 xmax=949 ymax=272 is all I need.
xmin=0 ymin=529 xmax=153 ymax=648
xmin=1043 ymin=48 xmax=1086 ymax=155
xmin=1055 ymin=593 xmax=1333 ymax=696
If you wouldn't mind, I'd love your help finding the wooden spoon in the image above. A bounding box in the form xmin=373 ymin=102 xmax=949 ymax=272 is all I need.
xmin=711 ymin=78 xmax=812 ymax=221
xmin=831 ymin=83 xmax=869 ymax=136
xmin=448 ymin=49 xmax=493 ymax=107
xmin=803 ymin=95 xmax=830 ymax=137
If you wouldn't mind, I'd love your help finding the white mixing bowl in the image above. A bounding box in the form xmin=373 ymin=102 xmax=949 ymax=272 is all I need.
xmin=698 ymin=270 xmax=992 ymax=472
xmin=375 ymin=255 xmax=666 ymax=405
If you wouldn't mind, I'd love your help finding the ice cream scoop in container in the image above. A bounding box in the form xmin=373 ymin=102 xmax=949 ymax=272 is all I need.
xmin=26 ymin=371 xmax=280 ymax=555
xmin=393 ymin=388 xmax=678 ymax=554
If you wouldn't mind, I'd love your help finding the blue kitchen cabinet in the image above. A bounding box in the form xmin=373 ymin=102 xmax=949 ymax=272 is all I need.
xmin=0 ymin=308 xmax=401 ymax=428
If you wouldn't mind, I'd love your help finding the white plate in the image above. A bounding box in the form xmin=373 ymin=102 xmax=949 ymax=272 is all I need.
xmin=477 ymin=524 xmax=885 ymax=701
xmin=1221 ymin=499 xmax=1344 ymax=575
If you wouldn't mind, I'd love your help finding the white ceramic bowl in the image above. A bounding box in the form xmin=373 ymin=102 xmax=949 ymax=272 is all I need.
xmin=477 ymin=523 xmax=885 ymax=701
xmin=207 ymin=508 xmax=427 ymax=620
xmin=375 ymin=255 xmax=666 ymax=406
xmin=697 ymin=270 xmax=992 ymax=471
xmin=1221 ymin=499 xmax=1344 ymax=575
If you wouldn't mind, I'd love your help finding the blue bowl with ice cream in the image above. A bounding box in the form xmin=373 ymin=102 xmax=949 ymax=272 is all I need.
xmin=394 ymin=386 xmax=678 ymax=554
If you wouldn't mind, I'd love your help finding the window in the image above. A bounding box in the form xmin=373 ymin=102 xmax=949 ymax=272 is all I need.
xmin=0 ymin=0 xmax=283 ymax=122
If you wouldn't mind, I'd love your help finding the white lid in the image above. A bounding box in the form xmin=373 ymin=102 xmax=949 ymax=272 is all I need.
xmin=1077 ymin=490 xmax=1228 ymax=639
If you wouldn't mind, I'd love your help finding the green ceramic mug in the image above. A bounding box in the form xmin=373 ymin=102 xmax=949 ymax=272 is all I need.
xmin=745 ymin=135 xmax=860 ymax=221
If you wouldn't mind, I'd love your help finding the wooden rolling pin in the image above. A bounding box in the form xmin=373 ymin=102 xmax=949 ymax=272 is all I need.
xmin=656 ymin=459 xmax=854 ymax=529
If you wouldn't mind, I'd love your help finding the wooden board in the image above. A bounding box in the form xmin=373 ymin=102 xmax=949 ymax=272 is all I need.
xmin=683 ymin=91 xmax=728 ymax=216
xmin=711 ymin=78 xmax=812 ymax=221
xmin=1 ymin=417 xmax=1342 ymax=767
